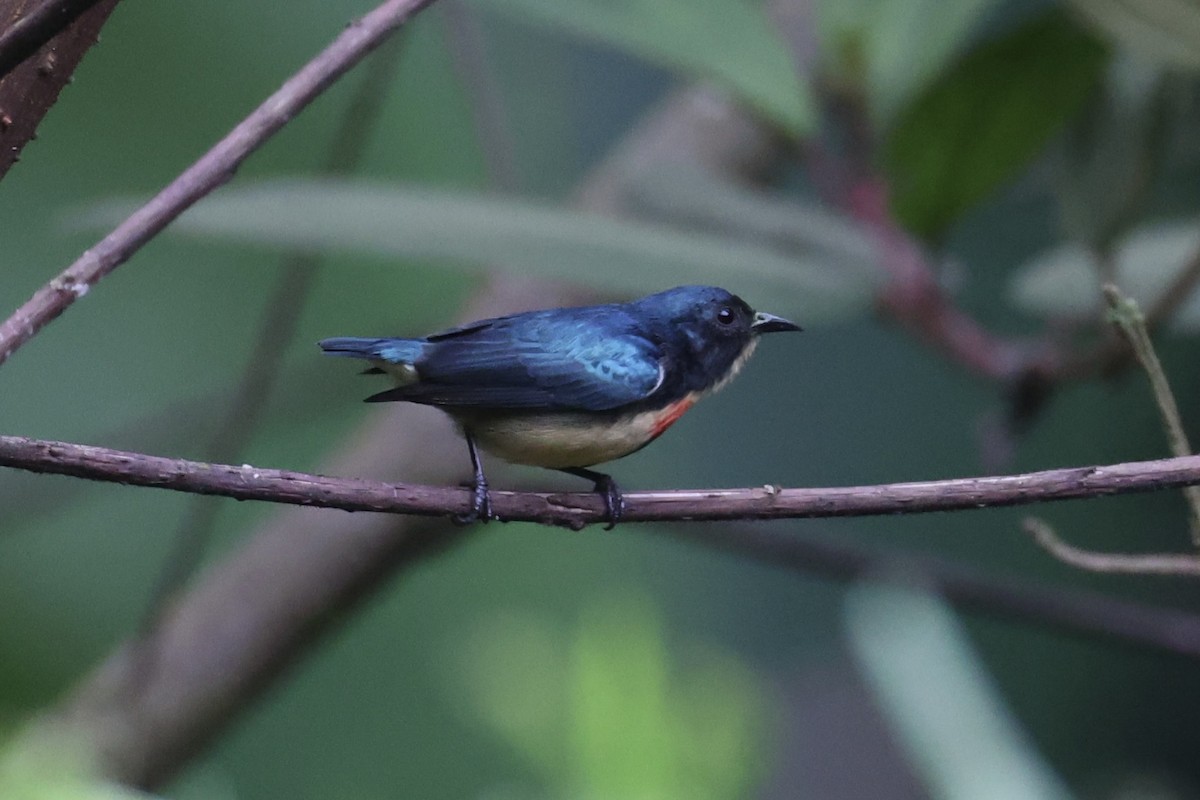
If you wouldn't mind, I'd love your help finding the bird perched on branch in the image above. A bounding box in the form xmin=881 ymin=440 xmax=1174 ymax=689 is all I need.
xmin=319 ymin=285 xmax=800 ymax=528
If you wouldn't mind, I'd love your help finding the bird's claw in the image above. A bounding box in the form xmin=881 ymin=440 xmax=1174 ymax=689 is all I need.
xmin=454 ymin=478 xmax=494 ymax=525
xmin=595 ymin=475 xmax=624 ymax=531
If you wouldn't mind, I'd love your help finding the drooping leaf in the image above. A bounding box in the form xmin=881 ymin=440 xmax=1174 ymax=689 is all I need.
xmin=623 ymin=164 xmax=881 ymax=273
xmin=1068 ymin=0 xmax=1200 ymax=70
xmin=474 ymin=0 xmax=814 ymax=136
xmin=1010 ymin=220 xmax=1200 ymax=330
xmin=885 ymin=11 xmax=1108 ymax=241
xmin=84 ymin=180 xmax=880 ymax=323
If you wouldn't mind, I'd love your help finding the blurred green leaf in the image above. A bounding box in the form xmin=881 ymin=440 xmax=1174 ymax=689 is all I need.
xmin=0 ymin=727 xmax=157 ymax=800
xmin=862 ymin=0 xmax=1000 ymax=123
xmin=1010 ymin=220 xmax=1200 ymax=329
xmin=474 ymin=0 xmax=814 ymax=135
xmin=1068 ymin=0 xmax=1200 ymax=70
xmin=625 ymin=163 xmax=881 ymax=271
xmin=86 ymin=179 xmax=879 ymax=323
xmin=846 ymin=583 xmax=1074 ymax=800
xmin=454 ymin=594 xmax=765 ymax=800
xmin=885 ymin=11 xmax=1107 ymax=241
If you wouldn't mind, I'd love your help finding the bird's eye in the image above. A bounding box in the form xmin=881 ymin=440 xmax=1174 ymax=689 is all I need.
xmin=716 ymin=306 xmax=735 ymax=325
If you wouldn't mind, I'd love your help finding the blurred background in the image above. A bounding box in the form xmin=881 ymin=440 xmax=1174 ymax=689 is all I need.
xmin=3 ymin=0 xmax=1200 ymax=797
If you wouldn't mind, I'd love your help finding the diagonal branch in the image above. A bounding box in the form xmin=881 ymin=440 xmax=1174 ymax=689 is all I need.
xmin=0 ymin=0 xmax=440 ymax=367
xmin=0 ymin=0 xmax=120 ymax=180
xmin=5 ymin=434 xmax=1200 ymax=528
xmin=0 ymin=0 xmax=107 ymax=79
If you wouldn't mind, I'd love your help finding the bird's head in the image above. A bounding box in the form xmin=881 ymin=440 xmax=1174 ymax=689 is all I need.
xmin=634 ymin=286 xmax=801 ymax=390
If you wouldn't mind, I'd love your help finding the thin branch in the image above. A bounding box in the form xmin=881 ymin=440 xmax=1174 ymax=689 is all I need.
xmin=1023 ymin=517 xmax=1200 ymax=576
xmin=0 ymin=0 xmax=105 ymax=78
xmin=0 ymin=0 xmax=439 ymax=367
xmin=6 ymin=435 xmax=1200 ymax=528
xmin=1104 ymin=283 xmax=1200 ymax=542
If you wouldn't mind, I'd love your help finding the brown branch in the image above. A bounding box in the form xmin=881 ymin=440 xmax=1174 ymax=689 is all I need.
xmin=0 ymin=0 xmax=105 ymax=78
xmin=6 ymin=434 xmax=1200 ymax=528
xmin=0 ymin=0 xmax=439 ymax=367
xmin=0 ymin=0 xmax=119 ymax=180
xmin=848 ymin=176 xmax=1033 ymax=382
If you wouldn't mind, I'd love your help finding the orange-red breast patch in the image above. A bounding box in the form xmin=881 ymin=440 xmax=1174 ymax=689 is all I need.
xmin=650 ymin=396 xmax=696 ymax=439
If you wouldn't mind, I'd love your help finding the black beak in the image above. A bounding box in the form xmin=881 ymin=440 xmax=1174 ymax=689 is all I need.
xmin=751 ymin=311 xmax=802 ymax=334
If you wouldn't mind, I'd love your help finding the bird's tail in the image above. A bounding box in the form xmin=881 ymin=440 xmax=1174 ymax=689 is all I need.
xmin=318 ymin=337 xmax=424 ymax=364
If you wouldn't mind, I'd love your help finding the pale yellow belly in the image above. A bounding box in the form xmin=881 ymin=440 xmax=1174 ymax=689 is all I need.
xmin=452 ymin=409 xmax=667 ymax=468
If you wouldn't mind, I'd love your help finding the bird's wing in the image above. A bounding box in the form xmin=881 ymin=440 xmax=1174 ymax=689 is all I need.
xmin=366 ymin=312 xmax=664 ymax=411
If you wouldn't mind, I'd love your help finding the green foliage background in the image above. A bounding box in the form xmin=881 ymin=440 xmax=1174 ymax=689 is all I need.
xmin=3 ymin=0 xmax=1200 ymax=797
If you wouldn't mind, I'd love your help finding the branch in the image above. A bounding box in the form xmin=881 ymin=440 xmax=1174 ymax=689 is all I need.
xmin=0 ymin=0 xmax=106 ymax=78
xmin=0 ymin=0 xmax=438 ymax=366
xmin=6 ymin=434 xmax=1200 ymax=528
xmin=0 ymin=0 xmax=119 ymax=180
xmin=1022 ymin=517 xmax=1200 ymax=576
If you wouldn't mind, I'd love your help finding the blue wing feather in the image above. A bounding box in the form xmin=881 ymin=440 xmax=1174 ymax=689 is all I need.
xmin=365 ymin=308 xmax=664 ymax=411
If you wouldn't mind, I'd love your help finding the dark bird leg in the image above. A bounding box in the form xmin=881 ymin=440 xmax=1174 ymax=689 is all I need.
xmin=455 ymin=432 xmax=494 ymax=524
xmin=559 ymin=467 xmax=623 ymax=530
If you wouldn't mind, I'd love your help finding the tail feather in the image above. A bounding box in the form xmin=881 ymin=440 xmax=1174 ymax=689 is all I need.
xmin=318 ymin=337 xmax=423 ymax=364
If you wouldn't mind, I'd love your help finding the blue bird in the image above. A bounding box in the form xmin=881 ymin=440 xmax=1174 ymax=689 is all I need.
xmin=319 ymin=285 xmax=800 ymax=527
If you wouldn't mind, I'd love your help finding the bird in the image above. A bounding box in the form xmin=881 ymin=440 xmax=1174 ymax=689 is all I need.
xmin=319 ymin=285 xmax=801 ymax=528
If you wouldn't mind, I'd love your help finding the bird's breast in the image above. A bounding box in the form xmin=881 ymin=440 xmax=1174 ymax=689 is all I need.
xmin=454 ymin=394 xmax=700 ymax=469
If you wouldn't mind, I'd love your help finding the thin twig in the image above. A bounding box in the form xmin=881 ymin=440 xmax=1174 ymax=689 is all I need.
xmin=0 ymin=0 xmax=439 ymax=367
xmin=6 ymin=435 xmax=1200 ymax=527
xmin=1023 ymin=517 xmax=1200 ymax=576
xmin=1104 ymin=283 xmax=1200 ymax=542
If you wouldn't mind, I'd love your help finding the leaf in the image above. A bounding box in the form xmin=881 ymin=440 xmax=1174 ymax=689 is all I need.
xmin=0 ymin=729 xmax=160 ymax=800
xmin=885 ymin=11 xmax=1108 ymax=241
xmin=474 ymin=0 xmax=814 ymax=136
xmin=623 ymin=163 xmax=881 ymax=272
xmin=1009 ymin=220 xmax=1200 ymax=330
xmin=846 ymin=583 xmax=1074 ymax=800
xmin=1067 ymin=0 xmax=1200 ymax=70
xmin=85 ymin=180 xmax=879 ymax=323
xmin=861 ymin=0 xmax=1001 ymax=124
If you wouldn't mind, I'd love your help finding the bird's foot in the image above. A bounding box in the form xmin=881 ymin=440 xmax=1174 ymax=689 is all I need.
xmin=454 ymin=477 xmax=494 ymax=525
xmin=595 ymin=474 xmax=624 ymax=530
xmin=557 ymin=467 xmax=624 ymax=529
